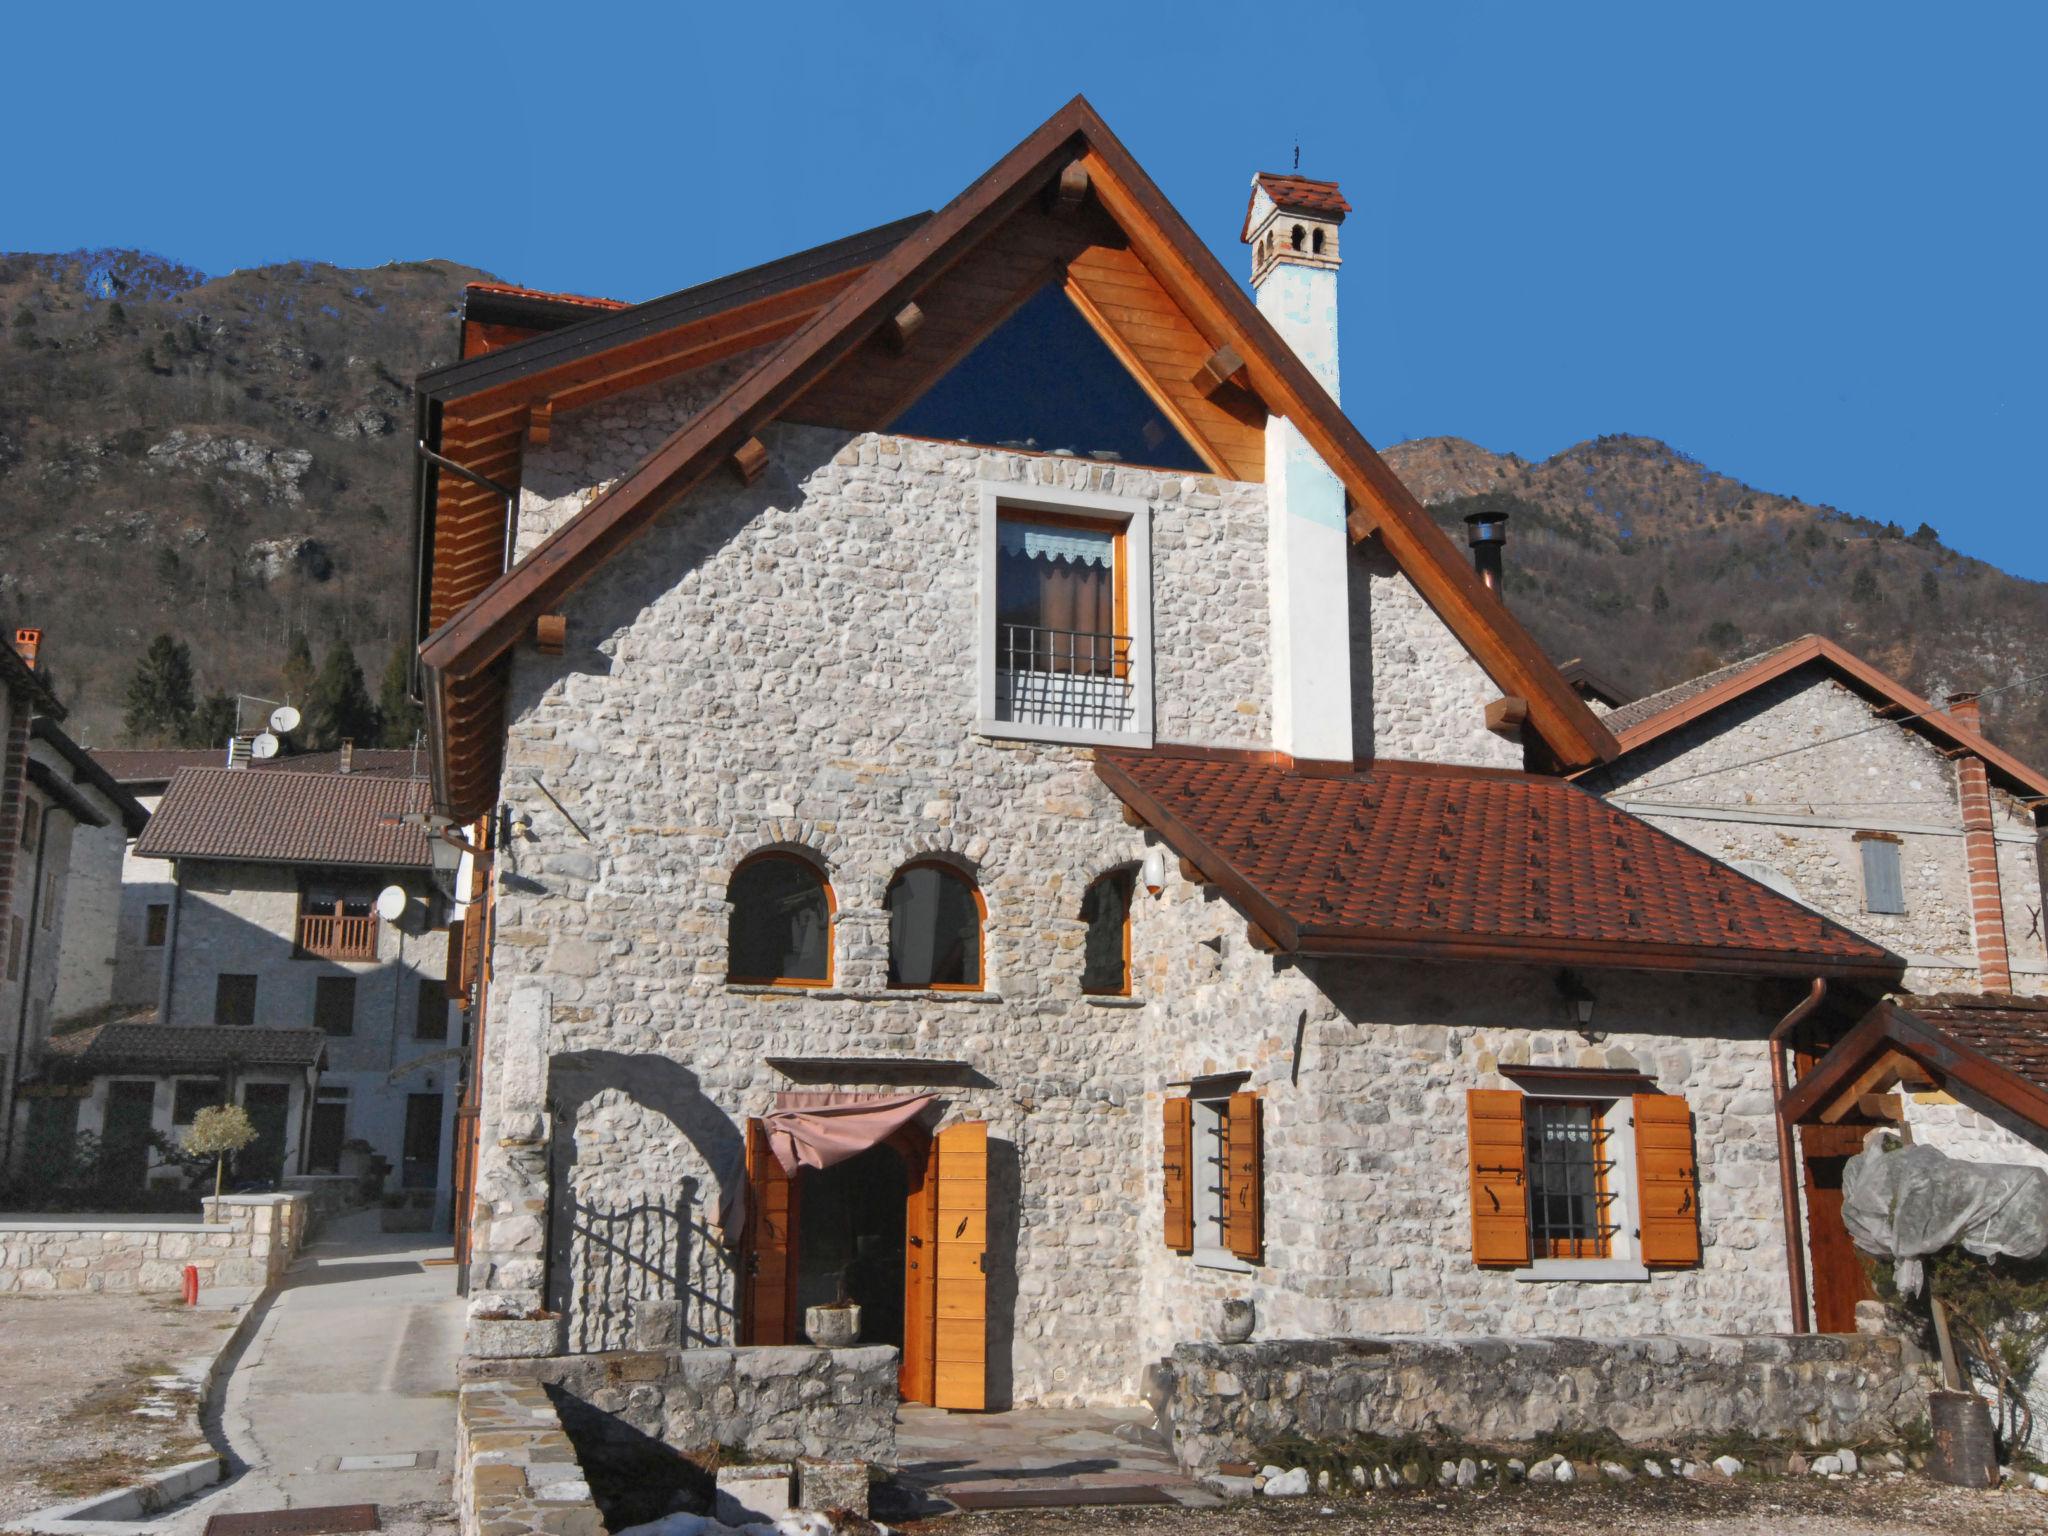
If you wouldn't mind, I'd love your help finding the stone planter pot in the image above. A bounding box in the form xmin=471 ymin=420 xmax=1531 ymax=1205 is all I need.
xmin=466 ymin=1313 xmax=561 ymax=1359
xmin=806 ymin=1303 xmax=862 ymax=1347
xmin=1217 ymin=1298 xmax=1255 ymax=1343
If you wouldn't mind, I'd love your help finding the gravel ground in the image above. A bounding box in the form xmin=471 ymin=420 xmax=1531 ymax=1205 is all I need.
xmin=911 ymin=1476 xmax=2048 ymax=1536
xmin=0 ymin=1293 xmax=231 ymax=1521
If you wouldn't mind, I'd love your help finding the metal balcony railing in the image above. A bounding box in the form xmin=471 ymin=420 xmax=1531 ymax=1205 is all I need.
xmin=996 ymin=624 xmax=1135 ymax=731
xmin=296 ymin=909 xmax=378 ymax=961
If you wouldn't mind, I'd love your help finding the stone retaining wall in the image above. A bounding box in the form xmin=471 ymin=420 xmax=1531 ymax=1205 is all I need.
xmin=0 ymin=1193 xmax=305 ymax=1293
xmin=457 ymin=1378 xmax=602 ymax=1536
xmin=462 ymin=1344 xmax=899 ymax=1466
xmin=1158 ymin=1335 xmax=1935 ymax=1473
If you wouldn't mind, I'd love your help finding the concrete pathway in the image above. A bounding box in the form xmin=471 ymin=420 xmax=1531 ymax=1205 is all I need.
xmin=895 ymin=1404 xmax=1217 ymax=1509
xmin=173 ymin=1210 xmax=466 ymax=1536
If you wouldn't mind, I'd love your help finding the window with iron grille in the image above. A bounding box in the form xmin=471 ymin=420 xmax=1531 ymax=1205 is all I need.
xmin=1523 ymin=1098 xmax=1619 ymax=1260
xmin=977 ymin=488 xmax=1154 ymax=747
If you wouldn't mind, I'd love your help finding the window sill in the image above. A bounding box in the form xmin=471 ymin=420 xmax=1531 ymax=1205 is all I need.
xmin=1512 ymin=1259 xmax=1650 ymax=1283
xmin=1083 ymin=994 xmax=1145 ymax=1009
xmin=974 ymin=719 xmax=1153 ymax=750
xmin=726 ymin=984 xmax=849 ymax=999
xmin=1193 ymin=1246 xmax=1256 ymax=1274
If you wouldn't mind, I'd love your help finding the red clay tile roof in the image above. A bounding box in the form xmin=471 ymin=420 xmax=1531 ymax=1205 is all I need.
xmin=44 ymin=1016 xmax=327 ymax=1073
xmin=135 ymin=767 xmax=431 ymax=869
xmin=465 ymin=280 xmax=629 ymax=312
xmin=1783 ymin=994 xmax=2048 ymax=1135
xmin=1242 ymin=173 xmax=1352 ymax=240
xmin=1097 ymin=752 xmax=1900 ymax=976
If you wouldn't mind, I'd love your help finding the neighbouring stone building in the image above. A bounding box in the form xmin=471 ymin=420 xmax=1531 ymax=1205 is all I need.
xmin=0 ymin=629 xmax=148 ymax=1179
xmin=21 ymin=749 xmax=462 ymax=1210
xmin=1579 ymin=635 xmax=2048 ymax=1336
xmin=406 ymin=99 xmax=1930 ymax=1435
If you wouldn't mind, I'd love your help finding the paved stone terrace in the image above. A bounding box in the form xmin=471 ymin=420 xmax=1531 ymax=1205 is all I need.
xmin=895 ymin=1405 xmax=1216 ymax=1508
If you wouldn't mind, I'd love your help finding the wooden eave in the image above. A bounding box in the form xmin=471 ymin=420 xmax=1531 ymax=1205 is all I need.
xmin=419 ymin=95 xmax=1618 ymax=818
xmin=1603 ymin=635 xmax=2048 ymax=807
xmin=1781 ymin=998 xmax=2048 ymax=1137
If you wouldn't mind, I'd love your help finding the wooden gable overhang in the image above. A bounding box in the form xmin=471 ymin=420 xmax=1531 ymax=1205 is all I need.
xmin=416 ymin=95 xmax=1620 ymax=822
xmin=1782 ymin=996 xmax=2048 ymax=1146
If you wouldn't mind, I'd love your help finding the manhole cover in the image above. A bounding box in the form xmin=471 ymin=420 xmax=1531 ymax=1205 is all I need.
xmin=207 ymin=1505 xmax=380 ymax=1536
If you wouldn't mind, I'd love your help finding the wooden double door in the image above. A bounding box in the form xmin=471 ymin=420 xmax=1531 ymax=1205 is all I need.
xmin=742 ymin=1118 xmax=988 ymax=1409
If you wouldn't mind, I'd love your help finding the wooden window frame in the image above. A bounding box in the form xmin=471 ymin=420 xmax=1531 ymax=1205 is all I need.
xmin=312 ymin=974 xmax=358 ymax=1038
xmin=1523 ymin=1097 xmax=1618 ymax=1261
xmin=725 ymin=850 xmax=836 ymax=988
xmin=1080 ymin=866 xmax=1135 ymax=998
xmin=145 ymin=903 xmax=170 ymax=947
xmin=885 ymin=858 xmax=986 ymax=993
xmin=1855 ymin=831 xmax=1906 ymax=916
xmin=996 ymin=508 xmax=1131 ymax=679
xmin=214 ymin=972 xmax=259 ymax=1029
xmin=975 ymin=482 xmax=1155 ymax=749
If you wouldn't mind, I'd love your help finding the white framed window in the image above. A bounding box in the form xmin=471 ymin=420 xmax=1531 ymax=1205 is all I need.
xmin=1188 ymin=1074 xmax=1252 ymax=1272
xmin=1506 ymin=1073 xmax=1647 ymax=1282
xmin=976 ymin=482 xmax=1153 ymax=747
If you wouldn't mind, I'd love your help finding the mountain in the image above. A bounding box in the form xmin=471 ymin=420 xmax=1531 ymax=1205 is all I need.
xmin=1382 ymin=435 xmax=2048 ymax=765
xmin=5 ymin=248 xmax=2044 ymax=769
xmin=0 ymin=249 xmax=492 ymax=745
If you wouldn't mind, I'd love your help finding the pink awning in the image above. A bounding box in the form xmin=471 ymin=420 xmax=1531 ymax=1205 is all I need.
xmin=765 ymin=1090 xmax=934 ymax=1175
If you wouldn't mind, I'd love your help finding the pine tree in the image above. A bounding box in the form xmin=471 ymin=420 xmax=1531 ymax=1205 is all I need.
xmin=280 ymin=627 xmax=316 ymax=707
xmin=376 ymin=644 xmax=423 ymax=749
xmin=123 ymin=635 xmax=197 ymax=745
xmin=304 ymin=641 xmax=379 ymax=750
xmin=184 ymin=691 xmax=239 ymax=751
xmin=1651 ymin=582 xmax=1671 ymax=615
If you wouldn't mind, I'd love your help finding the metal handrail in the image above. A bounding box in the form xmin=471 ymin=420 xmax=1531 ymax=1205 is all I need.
xmin=999 ymin=623 xmax=1132 ymax=677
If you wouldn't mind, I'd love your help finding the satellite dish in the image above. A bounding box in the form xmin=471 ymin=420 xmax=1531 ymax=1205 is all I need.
xmin=269 ymin=705 xmax=301 ymax=734
xmin=249 ymin=732 xmax=280 ymax=760
xmin=375 ymin=885 xmax=409 ymax=923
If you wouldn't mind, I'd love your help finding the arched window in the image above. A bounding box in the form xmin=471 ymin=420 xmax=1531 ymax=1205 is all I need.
xmin=727 ymin=852 xmax=833 ymax=986
xmin=1080 ymin=867 xmax=1134 ymax=996
xmin=887 ymin=860 xmax=983 ymax=990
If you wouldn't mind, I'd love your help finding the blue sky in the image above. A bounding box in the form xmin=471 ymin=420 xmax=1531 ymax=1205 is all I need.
xmin=7 ymin=2 xmax=2043 ymax=575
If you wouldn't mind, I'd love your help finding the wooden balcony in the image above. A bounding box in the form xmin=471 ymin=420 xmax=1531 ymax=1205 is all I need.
xmin=296 ymin=910 xmax=378 ymax=961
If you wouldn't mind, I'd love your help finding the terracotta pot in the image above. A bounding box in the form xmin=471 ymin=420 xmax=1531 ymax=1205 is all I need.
xmin=1217 ymin=1298 xmax=1255 ymax=1343
xmin=806 ymin=1303 xmax=862 ymax=1347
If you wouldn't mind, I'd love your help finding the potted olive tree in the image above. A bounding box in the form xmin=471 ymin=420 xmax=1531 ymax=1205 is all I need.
xmin=184 ymin=1104 xmax=257 ymax=1199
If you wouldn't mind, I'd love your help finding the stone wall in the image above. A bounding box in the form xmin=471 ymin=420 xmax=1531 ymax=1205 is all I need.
xmin=456 ymin=1377 xmax=601 ymax=1536
xmin=462 ymin=1345 xmax=898 ymax=1466
xmin=0 ymin=1191 xmax=305 ymax=1293
xmin=1159 ymin=1335 xmax=1935 ymax=1472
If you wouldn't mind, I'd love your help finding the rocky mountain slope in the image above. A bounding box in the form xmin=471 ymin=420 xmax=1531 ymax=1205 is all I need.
xmin=1384 ymin=435 xmax=2048 ymax=764
xmin=0 ymin=250 xmax=490 ymax=745
xmin=4 ymin=248 xmax=2044 ymax=766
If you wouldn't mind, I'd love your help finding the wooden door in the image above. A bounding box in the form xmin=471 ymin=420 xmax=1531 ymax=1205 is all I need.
xmin=742 ymin=1118 xmax=798 ymax=1344
xmin=239 ymin=1083 xmax=290 ymax=1185
xmin=102 ymin=1080 xmax=158 ymax=1192
xmin=1802 ymin=1122 xmax=1877 ymax=1332
xmin=932 ymin=1121 xmax=988 ymax=1411
xmin=901 ymin=1132 xmax=937 ymax=1403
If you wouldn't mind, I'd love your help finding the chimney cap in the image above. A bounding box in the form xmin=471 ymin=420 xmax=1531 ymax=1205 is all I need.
xmin=1242 ymin=173 xmax=1352 ymax=241
xmin=1463 ymin=510 xmax=1509 ymax=546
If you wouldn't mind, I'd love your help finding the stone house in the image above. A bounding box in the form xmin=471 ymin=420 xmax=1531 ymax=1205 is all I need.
xmin=1577 ymin=634 xmax=2048 ymax=1330
xmin=0 ymin=629 xmax=148 ymax=1178
xmin=42 ymin=753 xmax=465 ymax=1207
xmin=409 ymin=98 xmax=1913 ymax=1414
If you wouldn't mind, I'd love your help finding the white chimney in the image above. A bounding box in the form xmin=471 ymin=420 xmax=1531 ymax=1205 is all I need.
xmin=1244 ymin=173 xmax=1353 ymax=767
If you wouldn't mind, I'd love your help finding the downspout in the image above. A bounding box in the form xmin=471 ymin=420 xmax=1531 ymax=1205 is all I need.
xmin=4 ymin=800 xmax=54 ymax=1164
xmin=1770 ymin=977 xmax=1827 ymax=1335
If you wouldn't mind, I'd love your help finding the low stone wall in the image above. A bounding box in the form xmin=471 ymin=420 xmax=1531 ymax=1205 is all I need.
xmin=457 ymin=1378 xmax=603 ymax=1536
xmin=0 ymin=1193 xmax=306 ymax=1294
xmin=1159 ymin=1335 xmax=1935 ymax=1473
xmin=462 ymin=1344 xmax=899 ymax=1466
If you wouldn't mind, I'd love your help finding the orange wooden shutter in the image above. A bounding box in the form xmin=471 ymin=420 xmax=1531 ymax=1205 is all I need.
xmin=932 ymin=1120 xmax=988 ymax=1410
xmin=742 ymin=1118 xmax=796 ymax=1345
xmin=1222 ymin=1092 xmax=1262 ymax=1263
xmin=1633 ymin=1093 xmax=1702 ymax=1267
xmin=1163 ymin=1097 xmax=1194 ymax=1252
xmin=1467 ymin=1089 xmax=1530 ymax=1267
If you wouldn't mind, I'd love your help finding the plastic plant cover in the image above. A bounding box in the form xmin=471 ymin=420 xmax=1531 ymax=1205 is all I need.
xmin=1841 ymin=1132 xmax=2048 ymax=1296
